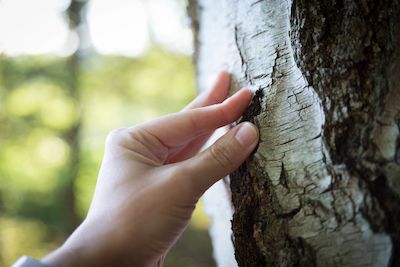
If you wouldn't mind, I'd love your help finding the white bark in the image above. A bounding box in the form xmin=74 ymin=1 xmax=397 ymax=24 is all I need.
xmin=203 ymin=176 xmax=237 ymax=267
xmin=192 ymin=0 xmax=395 ymax=266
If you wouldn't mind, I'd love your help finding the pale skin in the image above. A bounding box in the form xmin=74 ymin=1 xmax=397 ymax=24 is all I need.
xmin=40 ymin=72 xmax=259 ymax=267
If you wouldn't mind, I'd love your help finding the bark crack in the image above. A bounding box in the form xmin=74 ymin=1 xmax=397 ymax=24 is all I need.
xmin=234 ymin=25 xmax=251 ymax=84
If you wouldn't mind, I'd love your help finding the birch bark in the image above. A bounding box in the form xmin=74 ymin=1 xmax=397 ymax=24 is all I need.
xmin=188 ymin=0 xmax=400 ymax=266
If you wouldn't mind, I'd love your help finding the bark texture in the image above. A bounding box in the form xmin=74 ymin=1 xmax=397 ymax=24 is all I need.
xmin=189 ymin=0 xmax=400 ymax=266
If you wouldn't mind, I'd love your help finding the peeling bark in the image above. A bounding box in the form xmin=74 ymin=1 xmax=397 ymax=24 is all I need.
xmin=189 ymin=0 xmax=400 ymax=266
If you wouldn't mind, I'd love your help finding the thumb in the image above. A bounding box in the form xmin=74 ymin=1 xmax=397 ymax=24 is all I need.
xmin=177 ymin=122 xmax=259 ymax=195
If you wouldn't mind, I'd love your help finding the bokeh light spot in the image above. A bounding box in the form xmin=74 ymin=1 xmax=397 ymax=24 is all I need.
xmin=87 ymin=0 xmax=149 ymax=57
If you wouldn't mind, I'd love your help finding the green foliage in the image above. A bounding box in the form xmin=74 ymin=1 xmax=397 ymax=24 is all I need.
xmin=0 ymin=50 xmax=215 ymax=266
xmin=0 ymin=216 xmax=59 ymax=265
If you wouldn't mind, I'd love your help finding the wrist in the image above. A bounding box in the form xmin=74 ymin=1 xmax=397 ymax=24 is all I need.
xmin=42 ymin=220 xmax=118 ymax=267
xmin=41 ymin=244 xmax=81 ymax=267
xmin=42 ymin=217 xmax=164 ymax=267
xmin=42 ymin=239 xmax=115 ymax=267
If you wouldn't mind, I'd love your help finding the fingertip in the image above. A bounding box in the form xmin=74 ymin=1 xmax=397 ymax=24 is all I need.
xmin=219 ymin=70 xmax=230 ymax=79
xmin=230 ymin=87 xmax=252 ymax=98
xmin=215 ymin=70 xmax=230 ymax=86
xmin=240 ymin=87 xmax=253 ymax=101
xmin=222 ymin=88 xmax=253 ymax=112
xmin=216 ymin=71 xmax=231 ymax=89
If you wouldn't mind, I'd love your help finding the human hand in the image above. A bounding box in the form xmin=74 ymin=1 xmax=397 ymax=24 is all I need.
xmin=41 ymin=72 xmax=259 ymax=267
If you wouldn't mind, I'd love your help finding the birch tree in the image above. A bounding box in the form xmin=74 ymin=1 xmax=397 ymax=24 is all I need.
xmin=188 ymin=0 xmax=400 ymax=266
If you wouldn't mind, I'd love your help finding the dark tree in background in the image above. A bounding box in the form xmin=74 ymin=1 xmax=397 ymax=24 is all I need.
xmin=61 ymin=0 xmax=85 ymax=233
xmin=189 ymin=0 xmax=400 ymax=266
xmin=0 ymin=2 xmax=84 ymax=234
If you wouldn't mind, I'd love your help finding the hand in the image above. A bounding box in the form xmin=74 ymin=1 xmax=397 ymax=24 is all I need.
xmin=41 ymin=72 xmax=259 ymax=267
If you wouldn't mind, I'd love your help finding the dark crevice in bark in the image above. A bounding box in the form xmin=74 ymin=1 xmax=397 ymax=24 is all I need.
xmin=231 ymin=88 xmax=266 ymax=266
xmin=231 ymin=161 xmax=316 ymax=267
xmin=279 ymin=162 xmax=289 ymax=190
xmin=241 ymin=88 xmax=264 ymax=123
xmin=367 ymin=175 xmax=400 ymax=267
xmin=395 ymin=113 xmax=400 ymax=165
xmin=230 ymin=163 xmax=267 ymax=267
xmin=276 ymin=206 xmax=302 ymax=219
xmin=396 ymin=139 xmax=400 ymax=165
xmin=290 ymin=0 xmax=400 ymax=265
xmin=271 ymin=48 xmax=283 ymax=85
xmin=232 ymin=88 xmax=316 ymax=266
xmin=250 ymin=0 xmax=263 ymax=7
xmin=290 ymin=0 xmax=399 ymax=166
xmin=285 ymin=236 xmax=317 ymax=267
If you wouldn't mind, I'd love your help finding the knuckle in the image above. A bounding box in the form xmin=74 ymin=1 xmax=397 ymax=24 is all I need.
xmin=210 ymin=142 xmax=233 ymax=172
xmin=187 ymin=112 xmax=199 ymax=130
xmin=105 ymin=127 xmax=128 ymax=146
xmin=208 ymin=89 xmax=221 ymax=104
xmin=216 ymin=106 xmax=231 ymax=123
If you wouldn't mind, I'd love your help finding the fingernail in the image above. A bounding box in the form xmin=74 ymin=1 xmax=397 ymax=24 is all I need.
xmin=235 ymin=122 xmax=258 ymax=147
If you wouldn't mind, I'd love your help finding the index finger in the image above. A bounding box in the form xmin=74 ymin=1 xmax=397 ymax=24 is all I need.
xmin=132 ymin=88 xmax=252 ymax=148
xmin=183 ymin=71 xmax=230 ymax=110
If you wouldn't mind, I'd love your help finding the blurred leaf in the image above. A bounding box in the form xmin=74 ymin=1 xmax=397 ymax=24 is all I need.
xmin=5 ymin=79 xmax=79 ymax=130
xmin=0 ymin=216 xmax=59 ymax=266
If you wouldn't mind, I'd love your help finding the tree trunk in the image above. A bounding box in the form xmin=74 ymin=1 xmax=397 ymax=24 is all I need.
xmin=61 ymin=0 xmax=85 ymax=233
xmin=188 ymin=0 xmax=400 ymax=266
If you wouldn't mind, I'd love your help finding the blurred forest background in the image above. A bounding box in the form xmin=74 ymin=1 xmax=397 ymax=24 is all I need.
xmin=0 ymin=0 xmax=215 ymax=266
